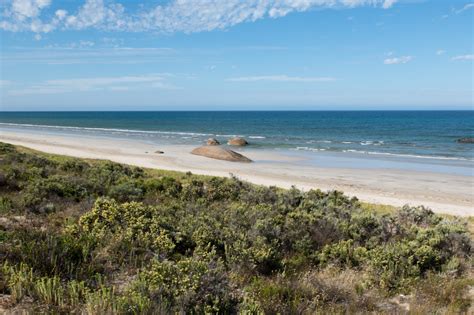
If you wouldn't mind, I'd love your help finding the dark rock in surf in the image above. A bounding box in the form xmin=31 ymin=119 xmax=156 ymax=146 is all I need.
xmin=206 ymin=138 xmax=220 ymax=146
xmin=227 ymin=137 xmax=248 ymax=146
xmin=456 ymin=138 xmax=474 ymax=144
xmin=191 ymin=146 xmax=252 ymax=163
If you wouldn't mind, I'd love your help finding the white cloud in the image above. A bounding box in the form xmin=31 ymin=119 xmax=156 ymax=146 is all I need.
xmin=451 ymin=54 xmax=474 ymax=61
xmin=382 ymin=0 xmax=397 ymax=9
xmin=1 ymin=0 xmax=398 ymax=34
xmin=134 ymin=0 xmax=397 ymax=33
xmin=1 ymin=47 xmax=175 ymax=65
xmin=443 ymin=3 xmax=473 ymax=18
xmin=436 ymin=50 xmax=445 ymax=55
xmin=1 ymin=0 xmax=63 ymax=33
xmin=0 ymin=80 xmax=12 ymax=87
xmin=65 ymin=0 xmax=126 ymax=29
xmin=226 ymin=75 xmax=336 ymax=82
xmin=455 ymin=3 xmax=474 ymax=14
xmin=383 ymin=56 xmax=413 ymax=64
xmin=58 ymin=40 xmax=96 ymax=48
xmin=11 ymin=0 xmax=51 ymax=19
xmin=55 ymin=9 xmax=67 ymax=19
xmin=8 ymin=74 xmax=180 ymax=95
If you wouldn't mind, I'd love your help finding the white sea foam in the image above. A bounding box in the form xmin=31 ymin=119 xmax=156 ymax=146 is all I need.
xmin=360 ymin=140 xmax=384 ymax=146
xmin=341 ymin=149 xmax=472 ymax=161
xmin=292 ymin=147 xmax=473 ymax=161
xmin=0 ymin=122 xmax=212 ymax=137
xmin=215 ymin=134 xmax=246 ymax=138
xmin=294 ymin=146 xmax=326 ymax=152
xmin=364 ymin=151 xmax=469 ymax=161
xmin=215 ymin=134 xmax=235 ymax=137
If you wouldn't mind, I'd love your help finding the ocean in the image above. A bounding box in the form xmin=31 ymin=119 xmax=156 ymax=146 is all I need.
xmin=1 ymin=111 xmax=473 ymax=174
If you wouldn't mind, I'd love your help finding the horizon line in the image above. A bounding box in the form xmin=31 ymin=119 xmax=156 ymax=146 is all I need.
xmin=1 ymin=109 xmax=473 ymax=113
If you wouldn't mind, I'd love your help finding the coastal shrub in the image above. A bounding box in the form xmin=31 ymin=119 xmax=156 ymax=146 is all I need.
xmin=367 ymin=240 xmax=442 ymax=291
xmin=20 ymin=182 xmax=47 ymax=209
xmin=44 ymin=175 xmax=90 ymax=201
xmin=24 ymin=154 xmax=57 ymax=170
xmin=2 ymin=262 xmax=137 ymax=313
xmin=318 ymin=240 xmax=368 ymax=268
xmin=342 ymin=212 xmax=383 ymax=247
xmin=78 ymin=198 xmax=177 ymax=257
xmin=281 ymin=207 xmax=341 ymax=256
xmin=108 ymin=180 xmax=144 ymax=202
xmin=1 ymin=227 xmax=99 ymax=280
xmin=411 ymin=274 xmax=474 ymax=313
xmin=132 ymin=248 xmax=236 ymax=313
xmin=58 ymin=159 xmax=89 ymax=173
xmin=241 ymin=269 xmax=377 ymax=314
xmin=0 ymin=143 xmax=472 ymax=313
xmin=0 ymin=196 xmax=13 ymax=213
xmin=396 ymin=205 xmax=442 ymax=228
xmin=181 ymin=179 xmax=206 ymax=201
xmin=227 ymin=233 xmax=282 ymax=275
xmin=0 ymin=142 xmax=15 ymax=154
xmin=2 ymin=262 xmax=34 ymax=303
xmin=143 ymin=176 xmax=182 ymax=197
xmin=204 ymin=176 xmax=246 ymax=202
xmin=242 ymin=277 xmax=314 ymax=314
xmin=86 ymin=161 xmax=144 ymax=187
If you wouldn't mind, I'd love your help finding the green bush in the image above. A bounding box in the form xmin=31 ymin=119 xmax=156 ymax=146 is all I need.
xmin=143 ymin=176 xmax=182 ymax=197
xmin=0 ymin=142 xmax=15 ymax=154
xmin=368 ymin=240 xmax=441 ymax=291
xmin=108 ymin=180 xmax=144 ymax=202
xmin=44 ymin=175 xmax=90 ymax=201
xmin=58 ymin=159 xmax=89 ymax=173
xmin=79 ymin=198 xmax=177 ymax=256
xmin=0 ymin=196 xmax=13 ymax=213
xmin=132 ymin=248 xmax=236 ymax=313
xmin=318 ymin=240 xmax=368 ymax=268
xmin=0 ymin=143 xmax=472 ymax=313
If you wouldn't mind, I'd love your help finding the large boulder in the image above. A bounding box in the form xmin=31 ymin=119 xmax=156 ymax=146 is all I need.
xmin=206 ymin=138 xmax=220 ymax=146
xmin=457 ymin=137 xmax=474 ymax=144
xmin=191 ymin=146 xmax=252 ymax=163
xmin=227 ymin=137 xmax=248 ymax=146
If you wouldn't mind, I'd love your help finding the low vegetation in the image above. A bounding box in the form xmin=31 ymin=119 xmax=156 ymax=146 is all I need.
xmin=0 ymin=142 xmax=472 ymax=314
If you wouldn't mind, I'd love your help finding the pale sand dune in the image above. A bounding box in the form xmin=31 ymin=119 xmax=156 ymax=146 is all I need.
xmin=0 ymin=130 xmax=472 ymax=216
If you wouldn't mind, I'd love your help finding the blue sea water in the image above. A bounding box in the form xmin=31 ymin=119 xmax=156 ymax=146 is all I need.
xmin=0 ymin=111 xmax=473 ymax=174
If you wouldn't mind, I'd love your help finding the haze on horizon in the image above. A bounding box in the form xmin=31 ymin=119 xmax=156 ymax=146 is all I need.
xmin=0 ymin=0 xmax=473 ymax=111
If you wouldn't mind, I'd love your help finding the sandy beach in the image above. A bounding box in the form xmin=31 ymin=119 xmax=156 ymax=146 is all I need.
xmin=0 ymin=130 xmax=472 ymax=216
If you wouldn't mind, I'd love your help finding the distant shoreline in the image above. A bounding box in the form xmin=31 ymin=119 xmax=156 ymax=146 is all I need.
xmin=3 ymin=124 xmax=473 ymax=170
xmin=1 ymin=129 xmax=472 ymax=217
xmin=1 ymin=109 xmax=474 ymax=112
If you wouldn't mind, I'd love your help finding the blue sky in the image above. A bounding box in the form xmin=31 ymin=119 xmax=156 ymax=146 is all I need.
xmin=0 ymin=0 xmax=473 ymax=111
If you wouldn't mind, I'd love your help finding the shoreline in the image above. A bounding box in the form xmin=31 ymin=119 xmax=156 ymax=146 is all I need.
xmin=1 ymin=121 xmax=472 ymax=168
xmin=0 ymin=130 xmax=472 ymax=216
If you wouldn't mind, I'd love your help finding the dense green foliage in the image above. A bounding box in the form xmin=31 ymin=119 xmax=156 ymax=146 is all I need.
xmin=0 ymin=142 xmax=472 ymax=314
